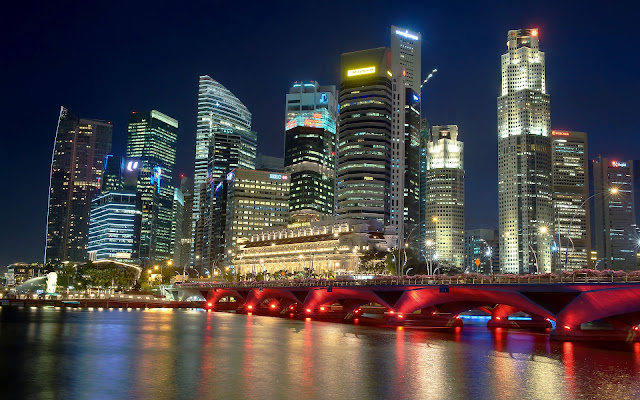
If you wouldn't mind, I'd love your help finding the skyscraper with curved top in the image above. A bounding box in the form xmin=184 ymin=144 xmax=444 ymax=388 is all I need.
xmin=194 ymin=75 xmax=256 ymax=269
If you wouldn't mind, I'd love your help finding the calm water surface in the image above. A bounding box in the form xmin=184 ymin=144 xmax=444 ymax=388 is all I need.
xmin=1 ymin=307 xmax=640 ymax=399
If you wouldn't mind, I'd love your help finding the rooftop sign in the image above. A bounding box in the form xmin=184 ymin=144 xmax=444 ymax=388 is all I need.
xmin=347 ymin=66 xmax=376 ymax=77
xmin=395 ymin=29 xmax=419 ymax=41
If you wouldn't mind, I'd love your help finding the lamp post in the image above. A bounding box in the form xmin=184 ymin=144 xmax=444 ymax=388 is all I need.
xmin=562 ymin=187 xmax=618 ymax=270
xmin=425 ymin=239 xmax=434 ymax=275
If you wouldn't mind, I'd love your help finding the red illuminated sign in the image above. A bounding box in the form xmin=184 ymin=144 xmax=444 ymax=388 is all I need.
xmin=552 ymin=131 xmax=570 ymax=136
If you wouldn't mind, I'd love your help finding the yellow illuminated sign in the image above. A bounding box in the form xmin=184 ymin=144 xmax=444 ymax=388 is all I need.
xmin=347 ymin=66 xmax=376 ymax=77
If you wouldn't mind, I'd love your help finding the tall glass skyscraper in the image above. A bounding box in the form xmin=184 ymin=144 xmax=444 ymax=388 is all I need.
xmin=337 ymin=48 xmax=393 ymax=223
xmin=285 ymin=81 xmax=337 ymax=221
xmin=425 ymin=125 xmax=465 ymax=270
xmin=497 ymin=29 xmax=553 ymax=274
xmin=194 ymin=75 xmax=256 ymax=270
xmin=593 ymin=158 xmax=636 ymax=270
xmin=46 ymin=107 xmax=112 ymax=263
xmin=552 ymin=130 xmax=590 ymax=270
xmin=391 ymin=25 xmax=421 ymax=93
xmin=126 ymin=110 xmax=178 ymax=265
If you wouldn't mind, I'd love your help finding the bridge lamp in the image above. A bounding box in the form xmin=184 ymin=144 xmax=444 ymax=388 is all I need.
xmin=271 ymin=304 xmax=276 ymax=309
xmin=247 ymin=305 xmax=253 ymax=309
xmin=398 ymin=314 xmax=404 ymax=319
xmin=207 ymin=302 xmax=212 ymax=307
xmin=320 ymin=306 xmax=325 ymax=311
xmin=306 ymin=308 xmax=311 ymax=313
xmin=563 ymin=325 xmax=571 ymax=330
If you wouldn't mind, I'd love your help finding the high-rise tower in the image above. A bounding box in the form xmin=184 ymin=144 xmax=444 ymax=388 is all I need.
xmin=285 ymin=81 xmax=337 ymax=221
xmin=552 ymin=130 xmax=590 ymax=270
xmin=127 ymin=110 xmax=178 ymax=265
xmin=593 ymin=158 xmax=636 ymax=270
xmin=194 ymin=76 xmax=256 ymax=270
xmin=425 ymin=125 xmax=465 ymax=270
xmin=391 ymin=26 xmax=421 ymax=93
xmin=337 ymin=48 xmax=393 ymax=223
xmin=46 ymin=107 xmax=112 ymax=263
xmin=497 ymin=29 xmax=553 ymax=274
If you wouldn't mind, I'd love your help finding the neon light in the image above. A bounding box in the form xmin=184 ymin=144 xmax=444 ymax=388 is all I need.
xmin=412 ymin=94 xmax=419 ymax=102
xmin=612 ymin=161 xmax=628 ymax=168
xmin=552 ymin=131 xmax=570 ymax=136
xmin=126 ymin=161 xmax=139 ymax=171
xmin=532 ymin=29 xmax=538 ymax=37
xmin=347 ymin=66 xmax=376 ymax=77
xmin=387 ymin=70 xmax=392 ymax=77
xmin=269 ymin=173 xmax=283 ymax=180
xmin=395 ymin=29 xmax=419 ymax=41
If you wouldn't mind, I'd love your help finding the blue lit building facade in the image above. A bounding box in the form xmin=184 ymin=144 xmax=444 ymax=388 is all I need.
xmin=88 ymin=192 xmax=142 ymax=262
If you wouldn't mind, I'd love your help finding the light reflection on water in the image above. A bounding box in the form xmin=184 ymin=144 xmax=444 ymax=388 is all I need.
xmin=1 ymin=307 xmax=640 ymax=399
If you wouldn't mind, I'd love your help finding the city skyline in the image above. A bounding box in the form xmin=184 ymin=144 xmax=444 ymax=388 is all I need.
xmin=2 ymin=2 xmax=639 ymax=266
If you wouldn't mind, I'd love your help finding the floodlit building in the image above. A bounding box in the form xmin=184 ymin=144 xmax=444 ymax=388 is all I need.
xmin=552 ymin=130 xmax=590 ymax=270
xmin=497 ymin=29 xmax=553 ymax=274
xmin=236 ymin=219 xmax=395 ymax=277
xmin=126 ymin=110 xmax=178 ymax=265
xmin=46 ymin=107 xmax=112 ymax=263
xmin=593 ymin=157 xmax=636 ymax=270
xmin=425 ymin=125 xmax=465 ymax=270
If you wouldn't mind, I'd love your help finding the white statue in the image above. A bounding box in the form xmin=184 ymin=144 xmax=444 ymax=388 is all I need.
xmin=46 ymin=272 xmax=57 ymax=294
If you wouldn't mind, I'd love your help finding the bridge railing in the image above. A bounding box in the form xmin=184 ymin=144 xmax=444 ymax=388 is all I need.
xmin=178 ymin=272 xmax=640 ymax=289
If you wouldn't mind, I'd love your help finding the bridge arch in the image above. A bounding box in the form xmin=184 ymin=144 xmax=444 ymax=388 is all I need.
xmin=303 ymin=288 xmax=395 ymax=312
xmin=393 ymin=287 xmax=555 ymax=321
xmin=557 ymin=287 xmax=640 ymax=329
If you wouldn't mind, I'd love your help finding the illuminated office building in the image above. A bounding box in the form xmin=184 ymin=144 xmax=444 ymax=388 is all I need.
xmin=425 ymin=125 xmax=465 ymax=270
xmin=194 ymin=75 xmax=256 ymax=269
xmin=87 ymin=192 xmax=142 ymax=262
xmin=465 ymin=229 xmax=499 ymax=275
xmin=391 ymin=25 xmax=421 ymax=92
xmin=593 ymin=158 xmax=636 ymax=270
xmin=127 ymin=110 xmax=178 ymax=265
xmin=173 ymin=176 xmax=193 ymax=268
xmin=552 ymin=130 xmax=590 ymax=270
xmin=285 ymin=81 xmax=337 ymax=221
xmin=497 ymin=29 xmax=553 ymax=274
xmin=224 ymin=169 xmax=290 ymax=256
xmin=46 ymin=107 xmax=112 ymax=263
xmin=337 ymin=47 xmax=393 ymax=224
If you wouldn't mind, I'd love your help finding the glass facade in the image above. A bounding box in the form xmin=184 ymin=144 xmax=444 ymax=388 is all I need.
xmin=88 ymin=192 xmax=142 ymax=261
xmin=552 ymin=131 xmax=590 ymax=270
xmin=194 ymin=76 xmax=255 ymax=270
xmin=46 ymin=107 xmax=113 ymax=262
xmin=126 ymin=110 xmax=178 ymax=265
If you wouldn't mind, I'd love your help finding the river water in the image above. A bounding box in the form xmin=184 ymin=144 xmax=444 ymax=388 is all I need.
xmin=1 ymin=307 xmax=639 ymax=399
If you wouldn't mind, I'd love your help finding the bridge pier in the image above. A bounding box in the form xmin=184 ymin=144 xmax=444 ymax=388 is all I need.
xmin=551 ymin=325 xmax=640 ymax=342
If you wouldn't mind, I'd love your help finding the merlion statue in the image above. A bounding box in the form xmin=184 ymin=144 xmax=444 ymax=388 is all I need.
xmin=46 ymin=272 xmax=57 ymax=294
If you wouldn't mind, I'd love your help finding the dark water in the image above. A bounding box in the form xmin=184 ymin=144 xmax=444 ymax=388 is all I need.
xmin=1 ymin=307 xmax=640 ymax=400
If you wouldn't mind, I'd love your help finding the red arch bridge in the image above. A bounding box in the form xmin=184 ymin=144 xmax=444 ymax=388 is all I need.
xmin=177 ymin=277 xmax=640 ymax=341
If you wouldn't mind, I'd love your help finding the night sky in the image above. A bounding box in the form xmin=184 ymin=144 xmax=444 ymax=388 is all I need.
xmin=2 ymin=1 xmax=638 ymax=266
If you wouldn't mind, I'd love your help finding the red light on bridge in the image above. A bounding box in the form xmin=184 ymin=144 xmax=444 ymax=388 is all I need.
xmin=389 ymin=310 xmax=394 ymax=314
xmin=633 ymin=326 xmax=639 ymax=332
xmin=496 ymin=316 xmax=501 ymax=320
xmin=398 ymin=314 xmax=404 ymax=319
xmin=320 ymin=306 xmax=326 ymax=311
xmin=564 ymin=325 xmax=571 ymax=330
xmin=247 ymin=305 xmax=253 ymax=309
xmin=432 ymin=311 xmax=437 ymax=316
xmin=289 ymin=306 xmax=294 ymax=310
xmin=207 ymin=302 xmax=212 ymax=307
xmin=455 ymin=316 xmax=461 ymax=320
xmin=306 ymin=308 xmax=311 ymax=313
xmin=271 ymin=304 xmax=276 ymax=309
xmin=248 ymin=312 xmax=252 ymax=315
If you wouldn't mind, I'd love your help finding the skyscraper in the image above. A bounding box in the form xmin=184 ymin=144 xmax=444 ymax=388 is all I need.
xmin=173 ymin=176 xmax=193 ymax=268
xmin=391 ymin=25 xmax=421 ymax=93
xmin=593 ymin=158 xmax=636 ymax=270
xmin=126 ymin=110 xmax=178 ymax=265
xmin=552 ymin=130 xmax=590 ymax=270
xmin=497 ymin=29 xmax=553 ymax=274
xmin=225 ymin=169 xmax=290 ymax=257
xmin=425 ymin=125 xmax=465 ymax=270
xmin=285 ymin=81 xmax=337 ymax=221
xmin=194 ymin=75 xmax=256 ymax=270
xmin=337 ymin=47 xmax=393 ymax=223
xmin=46 ymin=107 xmax=112 ymax=263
